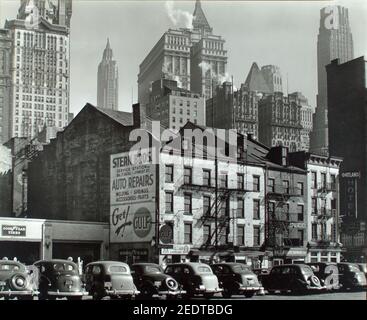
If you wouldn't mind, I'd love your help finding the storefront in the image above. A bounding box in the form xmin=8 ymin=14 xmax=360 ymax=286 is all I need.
xmin=0 ymin=217 xmax=109 ymax=265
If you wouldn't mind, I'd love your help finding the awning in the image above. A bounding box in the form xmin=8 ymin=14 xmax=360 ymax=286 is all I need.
xmin=189 ymin=249 xmax=270 ymax=258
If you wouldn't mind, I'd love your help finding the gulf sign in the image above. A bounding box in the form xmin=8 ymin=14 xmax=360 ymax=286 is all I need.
xmin=110 ymin=149 xmax=156 ymax=243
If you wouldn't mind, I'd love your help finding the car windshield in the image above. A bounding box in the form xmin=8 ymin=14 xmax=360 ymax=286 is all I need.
xmin=358 ymin=264 xmax=367 ymax=273
xmin=0 ymin=264 xmax=20 ymax=272
xmin=109 ymin=265 xmax=128 ymax=273
xmin=144 ymin=265 xmax=162 ymax=274
xmin=53 ymin=263 xmax=75 ymax=272
xmin=196 ymin=266 xmax=212 ymax=274
xmin=232 ymin=265 xmax=251 ymax=273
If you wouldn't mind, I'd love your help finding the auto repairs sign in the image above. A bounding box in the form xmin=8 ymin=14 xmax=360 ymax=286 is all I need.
xmin=110 ymin=149 xmax=156 ymax=243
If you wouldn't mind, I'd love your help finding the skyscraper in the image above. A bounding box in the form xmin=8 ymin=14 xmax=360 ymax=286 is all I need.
xmin=2 ymin=0 xmax=72 ymax=141
xmin=310 ymin=6 xmax=354 ymax=156
xmin=138 ymin=0 xmax=227 ymax=110
xmin=97 ymin=39 xmax=119 ymax=110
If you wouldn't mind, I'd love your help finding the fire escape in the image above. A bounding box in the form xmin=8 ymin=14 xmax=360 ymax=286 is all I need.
xmin=265 ymin=173 xmax=303 ymax=257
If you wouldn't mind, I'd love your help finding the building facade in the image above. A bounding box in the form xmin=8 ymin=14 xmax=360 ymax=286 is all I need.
xmin=260 ymin=65 xmax=283 ymax=94
xmin=290 ymin=92 xmax=314 ymax=151
xmin=258 ymin=92 xmax=302 ymax=151
xmin=138 ymin=1 xmax=227 ymax=112
xmin=97 ymin=39 xmax=118 ymax=110
xmin=27 ymin=103 xmax=140 ymax=222
xmin=310 ymin=6 xmax=354 ymax=156
xmin=289 ymin=151 xmax=343 ymax=263
xmin=2 ymin=0 xmax=72 ymax=141
xmin=206 ymin=82 xmax=259 ymax=138
xmin=146 ymin=79 xmax=205 ymax=130
xmin=0 ymin=29 xmax=12 ymax=144
xmin=327 ymin=56 xmax=367 ymax=262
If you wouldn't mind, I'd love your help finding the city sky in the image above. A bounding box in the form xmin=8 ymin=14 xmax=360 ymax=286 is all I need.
xmin=0 ymin=0 xmax=366 ymax=116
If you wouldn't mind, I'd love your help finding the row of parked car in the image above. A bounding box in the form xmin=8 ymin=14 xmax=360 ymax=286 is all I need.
xmin=0 ymin=258 xmax=366 ymax=300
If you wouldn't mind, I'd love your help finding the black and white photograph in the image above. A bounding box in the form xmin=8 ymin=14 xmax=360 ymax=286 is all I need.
xmin=0 ymin=0 xmax=366 ymax=307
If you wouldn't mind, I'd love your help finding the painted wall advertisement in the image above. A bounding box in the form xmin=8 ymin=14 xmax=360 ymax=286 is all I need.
xmin=110 ymin=150 xmax=156 ymax=243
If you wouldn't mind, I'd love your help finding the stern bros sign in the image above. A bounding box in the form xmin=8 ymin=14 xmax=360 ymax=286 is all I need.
xmin=110 ymin=149 xmax=156 ymax=243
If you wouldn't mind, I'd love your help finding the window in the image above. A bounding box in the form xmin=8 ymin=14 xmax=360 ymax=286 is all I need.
xmin=237 ymin=173 xmax=244 ymax=189
xmin=284 ymin=203 xmax=290 ymax=221
xmin=184 ymin=167 xmax=192 ymax=184
xmin=283 ymin=180 xmax=290 ymax=194
xmin=203 ymin=196 xmax=211 ymax=216
xmin=165 ymin=192 xmax=173 ymax=213
xmin=220 ymin=198 xmax=229 ymax=217
xmin=203 ymin=169 xmax=211 ymax=186
xmin=165 ymin=165 xmax=173 ymax=182
xmin=297 ymin=182 xmax=304 ymax=196
xmin=237 ymin=198 xmax=244 ymax=218
xmin=321 ymin=173 xmax=326 ymax=188
xmin=312 ymin=223 xmax=317 ymax=240
xmin=268 ymin=202 xmax=275 ymax=215
xmin=253 ymin=199 xmax=260 ymax=220
xmin=203 ymin=225 xmax=211 ymax=244
xmin=330 ymin=174 xmax=336 ymax=190
xmin=268 ymin=178 xmax=275 ymax=192
xmin=297 ymin=204 xmax=304 ymax=222
xmin=253 ymin=226 xmax=260 ymax=246
xmin=253 ymin=175 xmax=260 ymax=191
xmin=220 ymin=173 xmax=228 ymax=188
xmin=184 ymin=223 xmax=192 ymax=244
xmin=237 ymin=226 xmax=245 ymax=245
xmin=312 ymin=197 xmax=317 ymax=214
xmin=184 ymin=193 xmax=192 ymax=214
xmin=311 ymin=172 xmax=317 ymax=189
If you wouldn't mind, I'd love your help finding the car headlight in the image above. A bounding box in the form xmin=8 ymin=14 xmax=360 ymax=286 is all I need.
xmin=199 ymin=284 xmax=206 ymax=290
xmin=104 ymin=282 xmax=112 ymax=288
xmin=16 ymin=278 xmax=24 ymax=287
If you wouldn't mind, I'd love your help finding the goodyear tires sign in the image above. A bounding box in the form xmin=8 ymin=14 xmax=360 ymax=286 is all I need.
xmin=110 ymin=149 xmax=156 ymax=243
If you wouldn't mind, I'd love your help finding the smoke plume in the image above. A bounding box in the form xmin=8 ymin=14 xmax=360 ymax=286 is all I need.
xmin=165 ymin=1 xmax=193 ymax=29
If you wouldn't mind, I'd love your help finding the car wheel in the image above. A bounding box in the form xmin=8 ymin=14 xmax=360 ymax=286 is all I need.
xmin=91 ymin=287 xmax=104 ymax=300
xmin=244 ymin=292 xmax=255 ymax=298
xmin=222 ymin=288 xmax=232 ymax=299
xmin=140 ymin=286 xmax=154 ymax=300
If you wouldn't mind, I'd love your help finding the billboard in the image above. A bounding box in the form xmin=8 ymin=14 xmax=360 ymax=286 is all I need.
xmin=110 ymin=149 xmax=156 ymax=243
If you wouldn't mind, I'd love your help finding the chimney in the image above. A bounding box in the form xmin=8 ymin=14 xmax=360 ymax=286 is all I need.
xmin=132 ymin=103 xmax=141 ymax=128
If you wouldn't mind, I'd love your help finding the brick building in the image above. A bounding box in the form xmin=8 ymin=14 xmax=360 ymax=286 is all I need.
xmin=28 ymin=103 xmax=140 ymax=221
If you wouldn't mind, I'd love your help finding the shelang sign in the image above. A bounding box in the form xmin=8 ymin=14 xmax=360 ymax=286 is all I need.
xmin=110 ymin=149 xmax=156 ymax=243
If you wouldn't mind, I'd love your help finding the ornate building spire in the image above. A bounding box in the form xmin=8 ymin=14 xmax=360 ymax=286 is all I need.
xmin=192 ymin=0 xmax=212 ymax=34
xmin=103 ymin=38 xmax=113 ymax=60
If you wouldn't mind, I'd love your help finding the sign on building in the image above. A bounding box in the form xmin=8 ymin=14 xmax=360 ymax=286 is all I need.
xmin=1 ymin=225 xmax=26 ymax=237
xmin=110 ymin=149 xmax=156 ymax=243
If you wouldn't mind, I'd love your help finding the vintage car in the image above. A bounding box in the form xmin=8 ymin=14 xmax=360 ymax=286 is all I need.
xmin=85 ymin=261 xmax=139 ymax=300
xmin=307 ymin=262 xmax=340 ymax=290
xmin=0 ymin=259 xmax=39 ymax=300
xmin=131 ymin=263 xmax=186 ymax=299
xmin=165 ymin=262 xmax=222 ymax=299
xmin=261 ymin=264 xmax=326 ymax=294
xmin=337 ymin=262 xmax=367 ymax=291
xmin=211 ymin=263 xmax=263 ymax=298
xmin=34 ymin=259 xmax=88 ymax=300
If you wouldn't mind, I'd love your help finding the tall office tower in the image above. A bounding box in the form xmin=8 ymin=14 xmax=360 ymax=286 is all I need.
xmin=138 ymin=0 xmax=227 ymax=116
xmin=206 ymin=82 xmax=259 ymax=138
xmin=2 ymin=0 xmax=72 ymax=141
xmin=310 ymin=6 xmax=354 ymax=156
xmin=327 ymin=57 xmax=367 ymax=262
xmin=97 ymin=39 xmax=119 ymax=110
xmin=0 ymin=29 xmax=12 ymax=144
xmin=290 ymin=92 xmax=314 ymax=151
xmin=260 ymin=65 xmax=283 ymax=93
xmin=258 ymin=92 xmax=302 ymax=151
